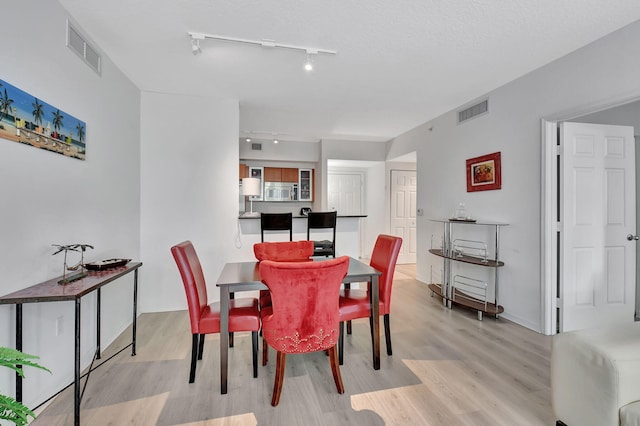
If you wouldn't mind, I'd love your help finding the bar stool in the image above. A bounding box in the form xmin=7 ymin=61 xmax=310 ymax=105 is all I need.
xmin=260 ymin=213 xmax=293 ymax=242
xmin=306 ymin=211 xmax=337 ymax=257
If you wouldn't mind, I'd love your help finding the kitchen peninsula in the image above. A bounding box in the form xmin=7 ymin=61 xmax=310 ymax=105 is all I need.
xmin=237 ymin=214 xmax=367 ymax=259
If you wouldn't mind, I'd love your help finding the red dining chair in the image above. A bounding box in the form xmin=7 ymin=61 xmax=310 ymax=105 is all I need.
xmin=259 ymin=256 xmax=350 ymax=406
xmin=171 ymin=240 xmax=261 ymax=383
xmin=338 ymin=234 xmax=402 ymax=365
xmin=253 ymin=240 xmax=314 ymax=365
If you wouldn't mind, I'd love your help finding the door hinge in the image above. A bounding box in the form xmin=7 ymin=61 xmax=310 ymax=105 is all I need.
xmin=556 ymin=221 xmax=562 ymax=232
xmin=554 ymin=145 xmax=562 ymax=156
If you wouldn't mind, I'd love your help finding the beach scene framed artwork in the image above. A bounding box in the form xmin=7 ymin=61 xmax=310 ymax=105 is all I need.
xmin=0 ymin=78 xmax=86 ymax=160
xmin=466 ymin=151 xmax=501 ymax=192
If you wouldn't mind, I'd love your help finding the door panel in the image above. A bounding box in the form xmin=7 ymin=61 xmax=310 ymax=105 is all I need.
xmin=391 ymin=170 xmax=417 ymax=264
xmin=561 ymin=122 xmax=635 ymax=331
xmin=327 ymin=173 xmax=361 ymax=215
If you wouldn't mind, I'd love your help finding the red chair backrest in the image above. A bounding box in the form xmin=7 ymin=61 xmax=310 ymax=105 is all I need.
xmin=259 ymin=256 xmax=350 ymax=353
xmin=253 ymin=240 xmax=314 ymax=262
xmin=370 ymin=235 xmax=403 ymax=314
xmin=171 ymin=241 xmax=208 ymax=334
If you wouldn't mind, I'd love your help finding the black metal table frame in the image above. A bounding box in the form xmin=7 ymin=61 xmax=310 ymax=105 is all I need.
xmin=0 ymin=262 xmax=142 ymax=426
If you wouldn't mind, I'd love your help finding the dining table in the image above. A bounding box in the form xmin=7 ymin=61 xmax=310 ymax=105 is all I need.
xmin=215 ymin=256 xmax=381 ymax=394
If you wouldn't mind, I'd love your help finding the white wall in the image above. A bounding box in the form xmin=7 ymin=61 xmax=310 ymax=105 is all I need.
xmin=0 ymin=1 xmax=140 ymax=407
xmin=140 ymin=93 xmax=240 ymax=312
xmin=387 ymin=20 xmax=640 ymax=333
xmin=239 ymin=139 xmax=319 ymax=162
xmin=322 ymin=140 xmax=388 ymax=256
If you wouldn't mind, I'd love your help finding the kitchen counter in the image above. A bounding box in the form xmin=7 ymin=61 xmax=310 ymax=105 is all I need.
xmin=233 ymin=214 xmax=367 ymax=261
xmin=238 ymin=214 xmax=367 ymax=219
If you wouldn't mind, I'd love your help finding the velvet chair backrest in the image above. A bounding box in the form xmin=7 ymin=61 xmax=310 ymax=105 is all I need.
xmin=370 ymin=235 xmax=403 ymax=315
xmin=171 ymin=241 xmax=208 ymax=334
xmin=259 ymin=256 xmax=350 ymax=353
xmin=253 ymin=240 xmax=314 ymax=262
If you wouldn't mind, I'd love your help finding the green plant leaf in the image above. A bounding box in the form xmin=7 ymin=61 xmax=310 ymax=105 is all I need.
xmin=0 ymin=347 xmax=51 ymax=377
xmin=0 ymin=394 xmax=35 ymax=426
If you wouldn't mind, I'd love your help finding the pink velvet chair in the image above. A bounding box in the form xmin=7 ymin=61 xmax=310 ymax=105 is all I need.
xmin=253 ymin=240 xmax=314 ymax=365
xmin=259 ymin=256 xmax=350 ymax=406
xmin=171 ymin=240 xmax=261 ymax=383
xmin=338 ymin=234 xmax=402 ymax=365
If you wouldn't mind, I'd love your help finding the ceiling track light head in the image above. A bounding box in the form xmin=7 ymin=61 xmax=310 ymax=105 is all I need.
xmin=191 ymin=38 xmax=202 ymax=56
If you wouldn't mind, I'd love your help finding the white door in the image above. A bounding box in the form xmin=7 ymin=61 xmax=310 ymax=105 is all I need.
xmin=328 ymin=173 xmax=362 ymax=214
xmin=390 ymin=170 xmax=417 ymax=264
xmin=560 ymin=122 xmax=636 ymax=331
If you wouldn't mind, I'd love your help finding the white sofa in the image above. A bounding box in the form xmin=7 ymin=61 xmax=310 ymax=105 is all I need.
xmin=551 ymin=322 xmax=640 ymax=426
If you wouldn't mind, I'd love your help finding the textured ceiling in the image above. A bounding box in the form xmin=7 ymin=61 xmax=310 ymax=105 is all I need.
xmin=58 ymin=0 xmax=640 ymax=143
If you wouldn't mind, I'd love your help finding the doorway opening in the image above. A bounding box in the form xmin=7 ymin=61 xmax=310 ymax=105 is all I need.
xmin=542 ymin=99 xmax=640 ymax=335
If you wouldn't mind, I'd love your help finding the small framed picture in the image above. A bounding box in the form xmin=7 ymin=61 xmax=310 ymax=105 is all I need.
xmin=466 ymin=152 xmax=501 ymax=192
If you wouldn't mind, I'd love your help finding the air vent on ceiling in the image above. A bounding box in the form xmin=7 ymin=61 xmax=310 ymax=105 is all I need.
xmin=251 ymin=143 xmax=262 ymax=151
xmin=67 ymin=21 xmax=101 ymax=75
xmin=457 ymin=99 xmax=489 ymax=124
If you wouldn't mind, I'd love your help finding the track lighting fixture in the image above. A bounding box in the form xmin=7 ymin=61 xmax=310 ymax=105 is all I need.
xmin=187 ymin=32 xmax=336 ymax=70
xmin=191 ymin=38 xmax=202 ymax=56
xmin=304 ymin=49 xmax=317 ymax=72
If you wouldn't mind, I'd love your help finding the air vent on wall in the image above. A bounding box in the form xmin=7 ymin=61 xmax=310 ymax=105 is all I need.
xmin=251 ymin=143 xmax=262 ymax=151
xmin=67 ymin=21 xmax=101 ymax=75
xmin=457 ymin=99 xmax=488 ymax=124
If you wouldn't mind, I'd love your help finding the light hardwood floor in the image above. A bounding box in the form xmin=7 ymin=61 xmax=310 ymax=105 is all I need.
xmin=33 ymin=264 xmax=554 ymax=425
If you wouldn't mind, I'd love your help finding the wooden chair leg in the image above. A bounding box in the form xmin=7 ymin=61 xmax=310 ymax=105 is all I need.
xmin=197 ymin=333 xmax=205 ymax=360
xmin=271 ymin=351 xmax=286 ymax=406
xmin=262 ymin=337 xmax=269 ymax=366
xmin=328 ymin=345 xmax=345 ymax=394
xmin=252 ymin=331 xmax=258 ymax=378
xmin=338 ymin=321 xmax=345 ymax=365
xmin=229 ymin=332 xmax=234 ymax=348
xmin=347 ymin=320 xmax=352 ymax=335
xmin=384 ymin=314 xmax=392 ymax=355
xmin=189 ymin=334 xmax=198 ymax=383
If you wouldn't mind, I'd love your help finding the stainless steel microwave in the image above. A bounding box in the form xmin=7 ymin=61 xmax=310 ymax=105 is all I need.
xmin=264 ymin=182 xmax=298 ymax=201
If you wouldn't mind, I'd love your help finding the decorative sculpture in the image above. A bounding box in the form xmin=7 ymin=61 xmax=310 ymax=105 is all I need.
xmin=52 ymin=244 xmax=94 ymax=284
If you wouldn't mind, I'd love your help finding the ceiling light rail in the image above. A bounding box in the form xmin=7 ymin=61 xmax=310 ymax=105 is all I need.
xmin=188 ymin=31 xmax=337 ymax=56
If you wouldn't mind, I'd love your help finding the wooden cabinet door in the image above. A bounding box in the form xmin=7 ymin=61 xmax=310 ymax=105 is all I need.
xmin=239 ymin=163 xmax=249 ymax=179
xmin=264 ymin=167 xmax=282 ymax=182
xmin=281 ymin=168 xmax=299 ymax=182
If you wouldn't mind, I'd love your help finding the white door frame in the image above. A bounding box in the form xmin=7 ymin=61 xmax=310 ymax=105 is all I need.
xmin=541 ymin=94 xmax=640 ymax=335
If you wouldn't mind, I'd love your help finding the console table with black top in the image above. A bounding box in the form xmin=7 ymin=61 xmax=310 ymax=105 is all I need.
xmin=0 ymin=261 xmax=142 ymax=426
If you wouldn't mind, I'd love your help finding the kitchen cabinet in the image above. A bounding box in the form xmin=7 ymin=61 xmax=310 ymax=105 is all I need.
xmin=248 ymin=166 xmax=264 ymax=200
xmin=299 ymin=168 xmax=313 ymax=201
xmin=428 ymin=219 xmax=507 ymax=320
xmin=281 ymin=168 xmax=299 ymax=183
xmin=239 ymin=163 xmax=249 ymax=180
xmin=264 ymin=167 xmax=282 ymax=182
xmin=263 ymin=167 xmax=299 ymax=183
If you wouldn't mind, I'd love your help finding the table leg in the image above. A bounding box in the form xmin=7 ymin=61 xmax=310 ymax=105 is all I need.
xmin=132 ymin=269 xmax=138 ymax=356
xmin=15 ymin=303 xmax=23 ymax=403
xmin=96 ymin=288 xmax=101 ymax=359
xmin=74 ymin=299 xmax=81 ymax=426
xmin=219 ymin=287 xmax=230 ymax=394
xmin=370 ymin=275 xmax=380 ymax=370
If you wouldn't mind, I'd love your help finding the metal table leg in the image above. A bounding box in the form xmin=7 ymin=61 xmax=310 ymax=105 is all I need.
xmin=219 ymin=286 xmax=230 ymax=394
xmin=74 ymin=299 xmax=81 ymax=426
xmin=15 ymin=303 xmax=23 ymax=403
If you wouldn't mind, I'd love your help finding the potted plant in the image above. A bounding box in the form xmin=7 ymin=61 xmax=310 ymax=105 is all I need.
xmin=0 ymin=347 xmax=50 ymax=425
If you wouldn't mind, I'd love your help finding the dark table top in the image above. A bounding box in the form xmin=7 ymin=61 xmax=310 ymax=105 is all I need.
xmin=0 ymin=262 xmax=143 ymax=304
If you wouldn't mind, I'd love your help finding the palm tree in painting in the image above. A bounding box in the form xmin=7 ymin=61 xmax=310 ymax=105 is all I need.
xmin=31 ymin=98 xmax=44 ymax=128
xmin=51 ymin=109 xmax=64 ymax=137
xmin=0 ymin=88 xmax=14 ymax=123
xmin=75 ymin=122 xmax=85 ymax=143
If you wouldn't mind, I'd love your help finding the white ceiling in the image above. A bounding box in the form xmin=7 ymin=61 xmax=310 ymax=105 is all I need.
xmin=58 ymin=0 xmax=640 ymax=144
